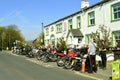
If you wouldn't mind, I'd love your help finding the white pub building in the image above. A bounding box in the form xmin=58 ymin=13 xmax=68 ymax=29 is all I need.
xmin=44 ymin=0 xmax=120 ymax=47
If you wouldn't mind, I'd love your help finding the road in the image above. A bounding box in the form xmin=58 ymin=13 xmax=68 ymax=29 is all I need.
xmin=0 ymin=51 xmax=98 ymax=80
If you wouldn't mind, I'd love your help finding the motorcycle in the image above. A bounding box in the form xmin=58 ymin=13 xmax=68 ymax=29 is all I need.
xmin=56 ymin=52 xmax=66 ymax=67
xmin=72 ymin=56 xmax=82 ymax=71
xmin=36 ymin=49 xmax=49 ymax=62
xmin=37 ymin=49 xmax=57 ymax=62
xmin=47 ymin=50 xmax=57 ymax=62
xmin=64 ymin=50 xmax=76 ymax=69
xmin=64 ymin=53 xmax=87 ymax=70
xmin=27 ymin=48 xmax=38 ymax=58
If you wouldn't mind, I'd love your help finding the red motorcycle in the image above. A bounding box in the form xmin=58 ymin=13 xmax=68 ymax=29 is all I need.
xmin=56 ymin=51 xmax=66 ymax=67
xmin=64 ymin=51 xmax=76 ymax=69
xmin=56 ymin=50 xmax=76 ymax=68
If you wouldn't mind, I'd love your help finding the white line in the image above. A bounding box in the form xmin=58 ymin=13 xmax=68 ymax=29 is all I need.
xmin=11 ymin=53 xmax=19 ymax=56
xmin=74 ymin=71 xmax=103 ymax=80
xmin=26 ymin=59 xmax=53 ymax=68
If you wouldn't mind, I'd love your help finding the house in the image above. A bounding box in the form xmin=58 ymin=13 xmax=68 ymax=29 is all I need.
xmin=44 ymin=0 xmax=120 ymax=47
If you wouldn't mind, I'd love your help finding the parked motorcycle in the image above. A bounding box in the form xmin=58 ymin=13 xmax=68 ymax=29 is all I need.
xmin=64 ymin=53 xmax=87 ymax=70
xmin=64 ymin=50 xmax=76 ymax=69
xmin=13 ymin=47 xmax=21 ymax=55
xmin=72 ymin=56 xmax=82 ymax=71
xmin=27 ymin=48 xmax=38 ymax=58
xmin=56 ymin=52 xmax=66 ymax=67
xmin=37 ymin=49 xmax=57 ymax=62
xmin=47 ymin=50 xmax=57 ymax=62
xmin=40 ymin=51 xmax=49 ymax=62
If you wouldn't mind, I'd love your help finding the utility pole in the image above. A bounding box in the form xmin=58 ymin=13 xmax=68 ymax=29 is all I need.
xmin=9 ymin=33 xmax=10 ymax=49
xmin=2 ymin=34 xmax=3 ymax=50
xmin=42 ymin=22 xmax=43 ymax=33
xmin=41 ymin=22 xmax=44 ymax=45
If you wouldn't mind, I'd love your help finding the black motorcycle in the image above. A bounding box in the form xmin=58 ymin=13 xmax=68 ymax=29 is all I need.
xmin=37 ymin=50 xmax=49 ymax=62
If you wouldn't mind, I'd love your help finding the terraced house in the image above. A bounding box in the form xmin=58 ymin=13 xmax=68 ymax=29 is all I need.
xmin=44 ymin=0 xmax=120 ymax=47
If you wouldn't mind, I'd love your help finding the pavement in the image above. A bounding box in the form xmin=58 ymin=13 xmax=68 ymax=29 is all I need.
xmin=3 ymin=50 xmax=113 ymax=80
xmin=28 ymin=58 xmax=112 ymax=80
xmin=79 ymin=66 xmax=112 ymax=80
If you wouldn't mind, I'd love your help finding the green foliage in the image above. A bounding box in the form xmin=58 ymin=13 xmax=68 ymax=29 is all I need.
xmin=0 ymin=24 xmax=25 ymax=50
xmin=97 ymin=25 xmax=112 ymax=48
xmin=90 ymin=25 xmax=112 ymax=54
xmin=0 ymin=27 xmax=5 ymax=49
xmin=57 ymin=38 xmax=67 ymax=51
xmin=32 ymin=32 xmax=44 ymax=48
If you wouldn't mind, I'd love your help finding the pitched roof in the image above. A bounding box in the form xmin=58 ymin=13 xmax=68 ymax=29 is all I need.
xmin=67 ymin=29 xmax=83 ymax=38
xmin=71 ymin=29 xmax=83 ymax=37
xmin=44 ymin=0 xmax=111 ymax=27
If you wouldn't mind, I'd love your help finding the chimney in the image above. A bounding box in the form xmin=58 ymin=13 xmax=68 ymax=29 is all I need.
xmin=81 ymin=0 xmax=90 ymax=9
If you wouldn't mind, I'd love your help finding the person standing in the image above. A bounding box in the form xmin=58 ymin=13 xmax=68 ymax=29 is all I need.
xmin=88 ymin=37 xmax=97 ymax=73
xmin=99 ymin=40 xmax=107 ymax=70
xmin=113 ymin=42 xmax=120 ymax=60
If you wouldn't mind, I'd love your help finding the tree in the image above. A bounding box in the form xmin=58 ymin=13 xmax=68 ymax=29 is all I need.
xmin=90 ymin=25 xmax=112 ymax=53
xmin=39 ymin=32 xmax=44 ymax=45
xmin=97 ymin=25 xmax=112 ymax=48
xmin=0 ymin=24 xmax=25 ymax=50
xmin=0 ymin=27 xmax=5 ymax=50
xmin=32 ymin=32 xmax=44 ymax=48
xmin=57 ymin=38 xmax=67 ymax=51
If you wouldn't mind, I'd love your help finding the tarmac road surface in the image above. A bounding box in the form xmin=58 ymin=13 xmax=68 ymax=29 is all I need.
xmin=0 ymin=51 xmax=98 ymax=80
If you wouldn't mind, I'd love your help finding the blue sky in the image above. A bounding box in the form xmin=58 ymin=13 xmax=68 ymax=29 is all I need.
xmin=0 ymin=0 xmax=99 ymax=41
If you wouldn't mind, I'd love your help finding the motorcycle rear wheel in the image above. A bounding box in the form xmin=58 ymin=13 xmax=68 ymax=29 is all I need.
xmin=57 ymin=59 xmax=64 ymax=67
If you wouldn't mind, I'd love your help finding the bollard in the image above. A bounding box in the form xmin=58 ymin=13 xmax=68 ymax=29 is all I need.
xmin=81 ymin=58 xmax=85 ymax=72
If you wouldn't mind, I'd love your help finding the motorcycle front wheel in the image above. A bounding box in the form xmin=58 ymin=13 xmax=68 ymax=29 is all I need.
xmin=64 ymin=61 xmax=72 ymax=69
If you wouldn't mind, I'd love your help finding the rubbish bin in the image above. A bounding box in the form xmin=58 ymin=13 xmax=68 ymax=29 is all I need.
xmin=112 ymin=60 xmax=120 ymax=80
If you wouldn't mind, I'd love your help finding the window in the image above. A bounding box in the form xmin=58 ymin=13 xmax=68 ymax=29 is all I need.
xmin=51 ymin=26 xmax=54 ymax=32
xmin=68 ymin=19 xmax=73 ymax=30
xmin=47 ymin=39 xmax=49 ymax=44
xmin=111 ymin=3 xmax=120 ymax=21
xmin=45 ymin=28 xmax=49 ymax=36
xmin=77 ymin=16 xmax=81 ymax=29
xmin=56 ymin=23 xmax=62 ymax=33
xmin=88 ymin=11 xmax=95 ymax=26
xmin=85 ymin=34 xmax=91 ymax=44
xmin=85 ymin=33 xmax=97 ymax=44
xmin=78 ymin=38 xmax=81 ymax=43
xmin=50 ymin=34 xmax=55 ymax=45
xmin=113 ymin=31 xmax=120 ymax=45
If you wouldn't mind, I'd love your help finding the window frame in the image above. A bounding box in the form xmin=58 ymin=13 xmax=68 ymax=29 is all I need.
xmin=51 ymin=26 xmax=54 ymax=32
xmin=111 ymin=2 xmax=120 ymax=22
xmin=112 ymin=31 xmax=120 ymax=46
xmin=56 ymin=23 xmax=62 ymax=34
xmin=45 ymin=28 xmax=49 ymax=36
xmin=85 ymin=34 xmax=92 ymax=44
xmin=68 ymin=19 xmax=73 ymax=30
xmin=88 ymin=11 xmax=95 ymax=27
xmin=76 ymin=16 xmax=81 ymax=29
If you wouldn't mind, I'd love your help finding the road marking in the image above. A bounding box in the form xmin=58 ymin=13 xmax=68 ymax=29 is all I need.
xmin=74 ymin=71 xmax=103 ymax=80
xmin=44 ymin=64 xmax=53 ymax=68
xmin=11 ymin=53 xmax=19 ymax=56
xmin=7 ymin=52 xmax=105 ymax=79
xmin=26 ymin=59 xmax=53 ymax=68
